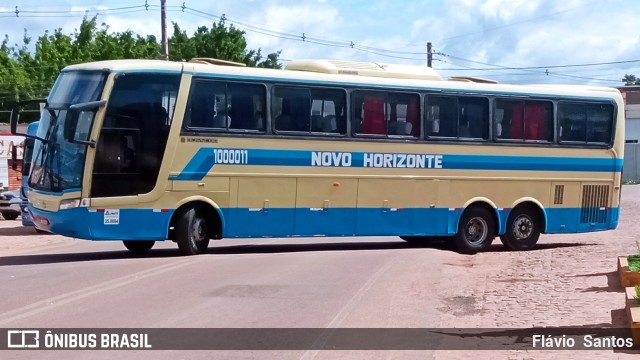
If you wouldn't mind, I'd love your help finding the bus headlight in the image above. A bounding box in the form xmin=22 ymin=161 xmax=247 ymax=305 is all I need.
xmin=59 ymin=198 xmax=81 ymax=210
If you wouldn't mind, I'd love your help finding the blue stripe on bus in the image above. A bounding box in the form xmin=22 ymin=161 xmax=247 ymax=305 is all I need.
xmin=30 ymin=205 xmax=619 ymax=242
xmin=169 ymin=147 xmax=623 ymax=181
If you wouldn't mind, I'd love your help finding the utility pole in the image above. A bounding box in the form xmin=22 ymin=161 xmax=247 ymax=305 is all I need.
xmin=160 ymin=0 xmax=168 ymax=60
xmin=427 ymin=42 xmax=432 ymax=68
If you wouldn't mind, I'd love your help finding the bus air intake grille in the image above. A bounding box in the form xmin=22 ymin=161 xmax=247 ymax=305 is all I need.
xmin=554 ymin=185 xmax=564 ymax=204
xmin=580 ymin=185 xmax=609 ymax=223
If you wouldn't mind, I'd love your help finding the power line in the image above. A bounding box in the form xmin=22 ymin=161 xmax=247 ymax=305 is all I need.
xmin=437 ymin=53 xmax=640 ymax=71
xmin=0 ymin=1 xmax=636 ymax=85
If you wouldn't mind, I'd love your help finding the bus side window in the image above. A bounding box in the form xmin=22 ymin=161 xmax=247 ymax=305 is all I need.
xmin=361 ymin=96 xmax=386 ymax=135
xmin=428 ymin=96 xmax=457 ymax=138
xmin=497 ymin=99 xmax=552 ymax=142
xmin=275 ymin=97 xmax=292 ymax=131
xmin=228 ymin=83 xmax=266 ymax=131
xmin=587 ymin=104 xmax=613 ymax=143
xmin=523 ymin=102 xmax=545 ymax=140
xmin=290 ymin=94 xmax=311 ymax=131
xmin=559 ymin=103 xmax=586 ymax=142
xmin=462 ymin=100 xmax=488 ymax=139
xmin=188 ymin=91 xmax=215 ymax=128
xmin=407 ymin=96 xmax=420 ymax=137
xmin=273 ymin=87 xmax=310 ymax=132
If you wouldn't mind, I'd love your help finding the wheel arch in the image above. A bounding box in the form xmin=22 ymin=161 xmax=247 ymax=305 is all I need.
xmin=459 ymin=197 xmax=500 ymax=235
xmin=509 ymin=197 xmax=547 ymax=233
xmin=169 ymin=196 xmax=224 ymax=241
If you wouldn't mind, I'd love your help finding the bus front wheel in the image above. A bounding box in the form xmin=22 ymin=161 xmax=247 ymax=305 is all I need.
xmin=453 ymin=207 xmax=496 ymax=254
xmin=176 ymin=205 xmax=210 ymax=255
xmin=500 ymin=206 xmax=541 ymax=251
xmin=123 ymin=240 xmax=155 ymax=254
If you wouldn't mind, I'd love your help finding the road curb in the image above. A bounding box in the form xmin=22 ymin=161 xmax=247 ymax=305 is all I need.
xmin=619 ymin=256 xmax=640 ymax=287
xmin=625 ymin=286 xmax=640 ymax=347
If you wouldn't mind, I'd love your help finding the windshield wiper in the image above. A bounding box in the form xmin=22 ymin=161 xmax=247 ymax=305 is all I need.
xmin=45 ymin=106 xmax=58 ymax=124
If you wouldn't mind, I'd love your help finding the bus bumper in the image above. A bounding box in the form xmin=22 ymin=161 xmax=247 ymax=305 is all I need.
xmin=29 ymin=205 xmax=175 ymax=240
xmin=20 ymin=202 xmax=34 ymax=227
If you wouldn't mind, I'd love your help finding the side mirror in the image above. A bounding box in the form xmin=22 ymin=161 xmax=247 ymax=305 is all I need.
xmin=11 ymin=145 xmax=17 ymax=171
xmin=10 ymin=103 xmax=20 ymax=135
xmin=65 ymin=100 xmax=106 ymax=147
xmin=10 ymin=98 xmax=47 ymax=136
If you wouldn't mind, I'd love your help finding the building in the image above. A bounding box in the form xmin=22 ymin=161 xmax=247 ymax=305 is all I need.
xmin=619 ymin=86 xmax=640 ymax=180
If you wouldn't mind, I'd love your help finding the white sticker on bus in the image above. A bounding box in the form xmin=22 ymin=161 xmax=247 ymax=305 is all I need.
xmin=311 ymin=151 xmax=352 ymax=167
xmin=104 ymin=209 xmax=120 ymax=225
xmin=363 ymin=153 xmax=443 ymax=168
xmin=213 ymin=149 xmax=248 ymax=164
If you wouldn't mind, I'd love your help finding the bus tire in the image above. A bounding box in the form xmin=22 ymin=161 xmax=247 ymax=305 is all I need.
xmin=500 ymin=206 xmax=541 ymax=251
xmin=453 ymin=207 xmax=496 ymax=254
xmin=123 ymin=240 xmax=155 ymax=254
xmin=176 ymin=205 xmax=210 ymax=255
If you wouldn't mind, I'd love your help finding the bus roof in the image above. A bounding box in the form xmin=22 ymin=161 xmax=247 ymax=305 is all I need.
xmin=60 ymin=59 xmax=622 ymax=102
xmin=62 ymin=59 xmax=184 ymax=72
xmin=284 ymin=59 xmax=443 ymax=81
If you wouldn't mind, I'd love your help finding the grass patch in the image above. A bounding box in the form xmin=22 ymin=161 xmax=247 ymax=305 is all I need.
xmin=636 ymin=286 xmax=640 ymax=305
xmin=629 ymin=255 xmax=640 ymax=272
xmin=623 ymin=179 xmax=640 ymax=185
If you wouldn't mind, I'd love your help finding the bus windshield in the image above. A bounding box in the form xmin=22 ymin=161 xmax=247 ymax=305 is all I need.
xmin=29 ymin=71 xmax=106 ymax=192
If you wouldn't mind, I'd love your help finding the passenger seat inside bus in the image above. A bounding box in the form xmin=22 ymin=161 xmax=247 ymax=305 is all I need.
xmin=311 ymin=114 xmax=324 ymax=132
xmin=323 ymin=115 xmax=338 ymax=133
xmin=229 ymin=94 xmax=256 ymax=130
xmin=213 ymin=111 xmax=231 ymax=128
xmin=189 ymin=93 xmax=215 ymax=128
xmin=276 ymin=98 xmax=292 ymax=131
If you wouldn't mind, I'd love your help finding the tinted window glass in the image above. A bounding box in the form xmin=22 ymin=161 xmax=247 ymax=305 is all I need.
xmin=495 ymin=99 xmax=553 ymax=141
xmin=92 ymin=73 xmax=180 ymax=197
xmin=273 ymin=86 xmax=346 ymax=134
xmin=559 ymin=102 xmax=613 ymax=144
xmin=352 ymin=91 xmax=420 ymax=137
xmin=426 ymin=96 xmax=489 ymax=139
xmin=186 ymin=80 xmax=266 ymax=131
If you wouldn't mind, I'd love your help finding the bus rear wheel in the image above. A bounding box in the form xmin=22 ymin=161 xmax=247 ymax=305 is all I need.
xmin=453 ymin=207 xmax=496 ymax=254
xmin=500 ymin=206 xmax=541 ymax=251
xmin=123 ymin=240 xmax=155 ymax=254
xmin=176 ymin=205 xmax=210 ymax=255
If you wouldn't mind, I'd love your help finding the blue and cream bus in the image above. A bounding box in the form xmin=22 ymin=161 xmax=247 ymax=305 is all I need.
xmin=11 ymin=58 xmax=624 ymax=255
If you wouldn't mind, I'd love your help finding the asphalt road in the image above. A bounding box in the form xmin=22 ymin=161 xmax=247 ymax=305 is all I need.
xmin=3 ymin=186 xmax=640 ymax=360
xmin=0 ymin=231 xmax=464 ymax=359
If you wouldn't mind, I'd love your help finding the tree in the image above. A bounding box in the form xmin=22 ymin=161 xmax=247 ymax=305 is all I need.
xmin=623 ymin=74 xmax=640 ymax=86
xmin=1 ymin=16 xmax=282 ymax=116
xmin=169 ymin=20 xmax=281 ymax=69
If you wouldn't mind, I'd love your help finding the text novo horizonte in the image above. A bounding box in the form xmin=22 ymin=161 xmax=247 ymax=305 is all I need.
xmin=311 ymin=151 xmax=443 ymax=169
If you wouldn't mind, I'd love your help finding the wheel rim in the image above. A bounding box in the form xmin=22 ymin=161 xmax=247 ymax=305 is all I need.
xmin=190 ymin=217 xmax=207 ymax=244
xmin=512 ymin=215 xmax=533 ymax=240
xmin=464 ymin=216 xmax=488 ymax=245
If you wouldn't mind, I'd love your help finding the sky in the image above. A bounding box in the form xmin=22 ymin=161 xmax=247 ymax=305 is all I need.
xmin=0 ymin=0 xmax=639 ymax=86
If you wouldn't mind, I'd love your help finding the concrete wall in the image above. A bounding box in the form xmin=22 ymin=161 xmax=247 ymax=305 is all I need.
xmin=624 ymin=143 xmax=640 ymax=181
